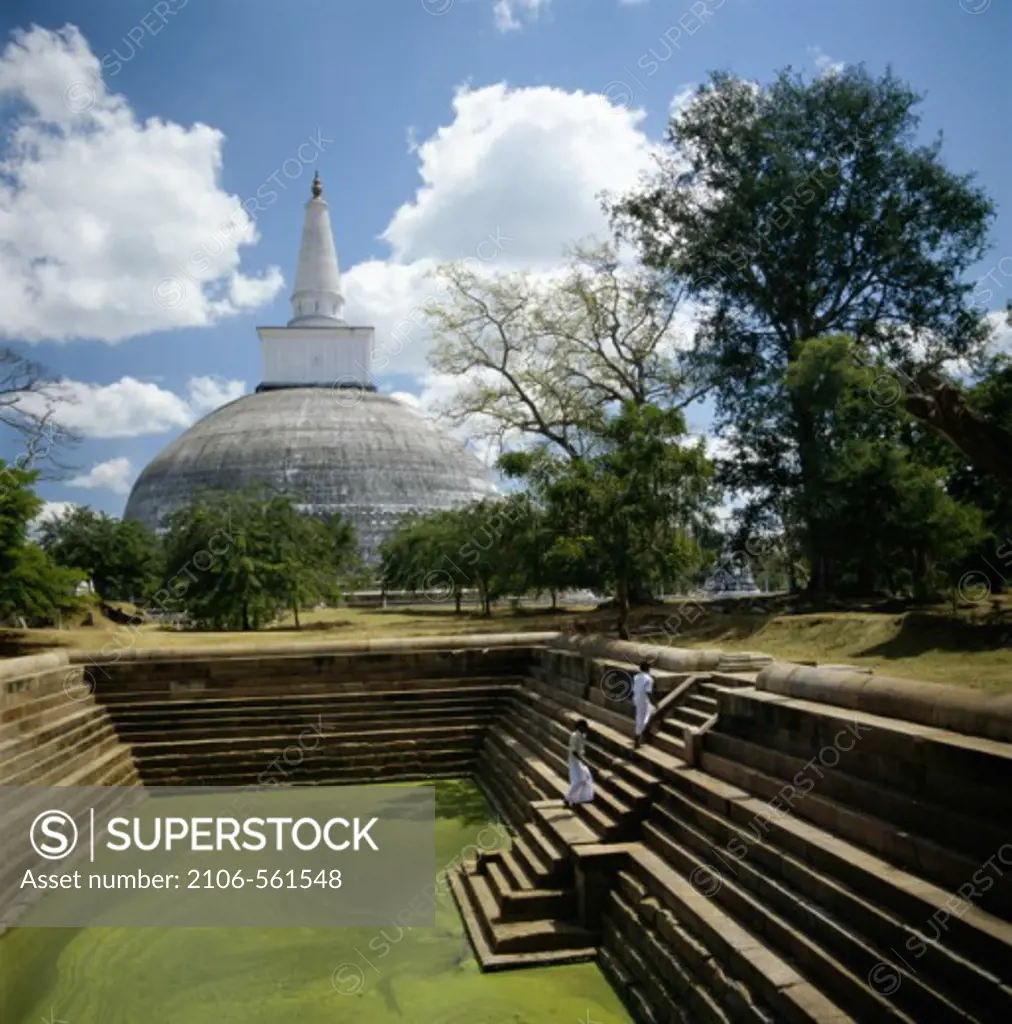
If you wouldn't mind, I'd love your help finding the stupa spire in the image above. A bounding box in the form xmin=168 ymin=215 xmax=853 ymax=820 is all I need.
xmin=288 ymin=170 xmax=345 ymax=326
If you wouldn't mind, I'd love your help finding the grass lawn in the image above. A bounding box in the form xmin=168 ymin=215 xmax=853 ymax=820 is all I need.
xmin=2 ymin=598 xmax=1009 ymax=691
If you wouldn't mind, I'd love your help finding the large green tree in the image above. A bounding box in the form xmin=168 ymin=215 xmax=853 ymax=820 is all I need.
xmin=780 ymin=337 xmax=984 ymax=598
xmin=0 ymin=461 xmax=84 ymax=624
xmin=160 ymin=488 xmax=357 ymax=631
xmin=501 ymin=403 xmax=713 ymax=637
xmin=380 ymin=499 xmax=527 ymax=615
xmin=39 ymin=506 xmax=163 ymax=603
xmin=616 ymin=66 xmax=1011 ymax=494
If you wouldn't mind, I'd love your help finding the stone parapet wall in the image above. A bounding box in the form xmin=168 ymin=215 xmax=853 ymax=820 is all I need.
xmin=757 ymin=661 xmax=1012 ymax=743
xmin=1 ymin=651 xmax=77 ymax=713
xmin=547 ymin=634 xmax=723 ymax=673
xmin=78 ymin=640 xmax=546 ymax=703
xmin=68 ymin=631 xmax=558 ymax=664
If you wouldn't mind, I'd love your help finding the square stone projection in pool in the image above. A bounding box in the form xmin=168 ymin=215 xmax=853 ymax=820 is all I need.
xmin=1 ymin=785 xmax=435 ymax=928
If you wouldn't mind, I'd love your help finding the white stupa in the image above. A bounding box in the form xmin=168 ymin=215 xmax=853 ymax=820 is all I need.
xmin=125 ymin=171 xmax=494 ymax=561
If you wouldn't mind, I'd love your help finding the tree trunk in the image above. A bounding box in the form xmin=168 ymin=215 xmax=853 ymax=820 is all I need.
xmin=454 ymin=590 xmax=462 ymax=614
xmin=790 ymin=395 xmax=835 ymax=597
xmin=550 ymin=589 xmax=557 ymax=611
xmin=291 ymin=598 xmax=300 ymax=629
xmin=616 ymin=579 xmax=631 ymax=640
xmin=856 ymin=556 xmax=876 ymax=597
xmin=905 ymin=369 xmax=1012 ymax=484
xmin=241 ymin=599 xmax=250 ymax=632
xmin=912 ymin=548 xmax=932 ymax=603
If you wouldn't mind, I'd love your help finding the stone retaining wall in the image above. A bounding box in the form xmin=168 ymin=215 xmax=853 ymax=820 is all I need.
xmin=756 ymin=661 xmax=1012 ymax=743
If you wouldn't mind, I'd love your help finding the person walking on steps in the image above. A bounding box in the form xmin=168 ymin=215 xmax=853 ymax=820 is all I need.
xmin=564 ymin=719 xmax=594 ymax=807
xmin=632 ymin=661 xmax=655 ymax=748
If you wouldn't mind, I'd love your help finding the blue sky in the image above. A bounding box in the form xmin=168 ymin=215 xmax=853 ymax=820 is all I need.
xmin=0 ymin=0 xmax=1009 ymax=518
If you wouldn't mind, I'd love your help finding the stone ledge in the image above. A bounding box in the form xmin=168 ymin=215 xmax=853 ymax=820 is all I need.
xmin=0 ymin=650 xmax=70 ymax=686
xmin=756 ymin=662 xmax=1012 ymax=744
xmin=66 ymin=631 xmax=561 ymax=665
xmin=548 ymin=634 xmax=723 ymax=672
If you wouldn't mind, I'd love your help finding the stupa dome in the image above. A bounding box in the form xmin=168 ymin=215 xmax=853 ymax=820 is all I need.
xmin=123 ymin=387 xmax=493 ymax=560
xmin=123 ymin=171 xmax=493 ymax=560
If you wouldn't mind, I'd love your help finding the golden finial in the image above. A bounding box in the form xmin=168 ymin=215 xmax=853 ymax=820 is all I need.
xmin=311 ymin=171 xmax=322 ymax=199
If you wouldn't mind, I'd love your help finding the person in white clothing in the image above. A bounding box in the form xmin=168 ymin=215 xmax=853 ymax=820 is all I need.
xmin=564 ymin=719 xmax=594 ymax=807
xmin=632 ymin=661 xmax=655 ymax=748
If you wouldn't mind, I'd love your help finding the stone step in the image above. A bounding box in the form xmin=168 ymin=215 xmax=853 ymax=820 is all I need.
xmin=652 ymin=786 xmax=1009 ymax=1023
xmin=629 ymin=843 xmax=856 ymax=1024
xmin=685 ymin=692 xmax=719 ymax=715
xmin=647 ymin=725 xmax=686 ymax=759
xmin=134 ymin=748 xmax=478 ymax=779
xmin=714 ymin=688 xmax=1012 ymax=819
xmin=141 ymin=766 xmax=471 ymax=788
xmin=533 ymin=800 xmax=600 ymax=848
xmin=113 ymin=707 xmax=501 ymax=742
xmin=0 ymin=704 xmax=108 ymax=772
xmin=92 ymin=672 xmax=526 ymax=703
xmin=604 ymin=881 xmax=773 ymax=1024
xmin=0 ymin=667 xmax=90 ymax=719
xmin=0 ymin=745 xmax=140 ymax=849
xmin=511 ymin=684 xmax=679 ymax=784
xmin=700 ymin=748 xmax=1012 ymax=920
xmin=485 ymin=730 xmax=620 ymax=840
xmin=523 ymin=822 xmax=566 ymax=878
xmin=666 ymin=704 xmax=712 ymax=728
xmin=447 ymin=870 xmax=597 ymax=972
xmin=644 ymin=821 xmax=921 ymax=1023
xmin=458 ymin=868 xmax=596 ymax=955
xmin=662 ymin=766 xmax=1012 ymax=991
xmin=496 ymin=847 xmax=535 ymax=890
xmin=475 ymin=756 xmax=535 ymax=834
xmin=100 ymin=682 xmax=518 ymax=717
xmin=0 ymin=692 xmax=104 ymax=743
xmin=705 ymin=730 xmax=1010 ymax=870
xmin=508 ymin=834 xmax=556 ymax=887
xmin=480 ymin=858 xmax=575 ymax=921
xmin=109 ymin=696 xmax=508 ymax=727
xmin=2 ymin=719 xmax=121 ymax=787
xmin=481 ymin=731 xmax=555 ymax=808
xmin=524 ymin=670 xmax=636 ymax=735
xmin=498 ymin=705 xmax=639 ymax=821
xmin=128 ymin=722 xmax=490 ymax=759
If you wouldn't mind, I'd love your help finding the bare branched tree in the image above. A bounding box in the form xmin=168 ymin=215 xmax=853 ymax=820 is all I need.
xmin=425 ymin=241 xmax=710 ymax=461
xmin=0 ymin=347 xmax=78 ymax=476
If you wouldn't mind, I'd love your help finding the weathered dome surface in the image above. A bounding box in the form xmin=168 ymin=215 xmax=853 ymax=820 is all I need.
xmin=123 ymin=388 xmax=494 ymax=560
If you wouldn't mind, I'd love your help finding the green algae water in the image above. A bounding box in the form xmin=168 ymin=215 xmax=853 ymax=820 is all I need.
xmin=1 ymin=780 xmax=632 ymax=1023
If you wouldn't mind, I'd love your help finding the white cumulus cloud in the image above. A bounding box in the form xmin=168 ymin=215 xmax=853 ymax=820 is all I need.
xmin=0 ymin=24 xmax=283 ymax=344
xmin=68 ymin=456 xmax=134 ymax=494
xmin=15 ymin=374 xmax=246 ymax=438
xmin=343 ymin=83 xmax=657 ymax=378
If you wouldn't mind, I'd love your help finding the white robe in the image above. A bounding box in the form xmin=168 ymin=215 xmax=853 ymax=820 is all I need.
xmin=565 ymin=757 xmax=595 ymax=804
xmin=632 ymin=671 xmax=655 ymax=737
xmin=565 ymin=728 xmax=594 ymax=803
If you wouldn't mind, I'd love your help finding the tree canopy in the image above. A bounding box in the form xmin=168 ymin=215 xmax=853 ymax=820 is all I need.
xmin=160 ymin=488 xmax=358 ymax=630
xmin=39 ymin=506 xmax=164 ymax=603
xmin=616 ymin=65 xmax=1011 ymax=483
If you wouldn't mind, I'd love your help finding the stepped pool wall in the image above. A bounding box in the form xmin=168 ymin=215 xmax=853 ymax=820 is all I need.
xmin=1 ymin=632 xmax=1010 ymax=1024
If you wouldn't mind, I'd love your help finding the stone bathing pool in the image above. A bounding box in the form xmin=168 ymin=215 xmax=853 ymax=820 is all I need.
xmin=0 ymin=780 xmax=632 ymax=1024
